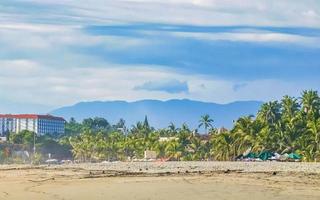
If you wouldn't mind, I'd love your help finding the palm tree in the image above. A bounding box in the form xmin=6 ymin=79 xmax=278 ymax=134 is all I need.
xmin=165 ymin=140 xmax=183 ymax=161
xmin=301 ymin=90 xmax=320 ymax=120
xmin=105 ymin=131 xmax=123 ymax=161
xmin=231 ymin=116 xmax=255 ymax=156
xmin=181 ymin=123 xmax=190 ymax=132
xmin=278 ymin=97 xmax=304 ymax=154
xmin=69 ymin=130 xmax=96 ymax=162
xmin=122 ymin=136 xmax=136 ymax=159
xmin=143 ymin=116 xmax=150 ymax=129
xmin=258 ymin=101 xmax=281 ymax=126
xmin=168 ymin=122 xmax=179 ymax=136
xmin=301 ymin=119 xmax=320 ymax=161
xmin=281 ymin=95 xmax=300 ymax=121
xmin=188 ymin=137 xmax=208 ymax=160
xmin=131 ymin=122 xmax=144 ymax=137
xmin=210 ymin=131 xmax=234 ymax=161
xmin=152 ymin=141 xmax=166 ymax=158
xmin=199 ymin=114 xmax=214 ymax=134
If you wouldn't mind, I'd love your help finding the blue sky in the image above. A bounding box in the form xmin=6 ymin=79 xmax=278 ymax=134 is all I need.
xmin=0 ymin=0 xmax=319 ymax=113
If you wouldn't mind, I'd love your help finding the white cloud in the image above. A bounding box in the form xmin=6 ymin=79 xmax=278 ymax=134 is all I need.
xmin=0 ymin=59 xmax=318 ymax=111
xmin=303 ymin=10 xmax=318 ymax=18
xmin=170 ymin=31 xmax=320 ymax=47
xmin=0 ymin=59 xmax=40 ymax=73
xmin=1 ymin=0 xmax=320 ymax=27
xmin=0 ymin=23 xmax=75 ymax=33
xmin=0 ymin=0 xmax=319 ymax=113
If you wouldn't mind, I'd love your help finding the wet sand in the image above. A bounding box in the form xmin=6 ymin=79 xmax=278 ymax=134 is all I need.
xmin=1 ymin=162 xmax=320 ymax=200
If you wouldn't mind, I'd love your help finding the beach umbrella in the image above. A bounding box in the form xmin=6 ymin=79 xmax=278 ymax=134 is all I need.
xmin=244 ymin=152 xmax=256 ymax=159
xmin=258 ymin=151 xmax=273 ymax=161
xmin=288 ymin=153 xmax=301 ymax=160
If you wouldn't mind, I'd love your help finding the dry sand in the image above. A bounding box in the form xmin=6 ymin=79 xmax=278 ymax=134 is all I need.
xmin=1 ymin=162 xmax=320 ymax=200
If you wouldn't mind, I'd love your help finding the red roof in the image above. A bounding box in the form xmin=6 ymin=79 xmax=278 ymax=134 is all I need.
xmin=0 ymin=114 xmax=65 ymax=121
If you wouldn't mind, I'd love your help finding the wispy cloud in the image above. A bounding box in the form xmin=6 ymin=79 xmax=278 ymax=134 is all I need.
xmin=134 ymin=79 xmax=189 ymax=93
xmin=85 ymin=24 xmax=320 ymax=47
xmin=171 ymin=31 xmax=320 ymax=47
xmin=0 ymin=59 xmax=318 ymax=111
xmin=0 ymin=0 xmax=319 ymax=112
xmin=2 ymin=0 xmax=319 ymax=27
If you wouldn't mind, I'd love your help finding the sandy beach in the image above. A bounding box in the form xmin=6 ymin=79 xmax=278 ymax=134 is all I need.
xmin=1 ymin=162 xmax=320 ymax=200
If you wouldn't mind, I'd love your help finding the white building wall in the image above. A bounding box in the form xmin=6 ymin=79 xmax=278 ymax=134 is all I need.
xmin=16 ymin=118 xmax=37 ymax=133
xmin=0 ymin=116 xmax=64 ymax=136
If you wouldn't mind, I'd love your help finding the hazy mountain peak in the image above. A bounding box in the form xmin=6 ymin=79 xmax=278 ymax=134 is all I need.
xmin=51 ymin=99 xmax=263 ymax=129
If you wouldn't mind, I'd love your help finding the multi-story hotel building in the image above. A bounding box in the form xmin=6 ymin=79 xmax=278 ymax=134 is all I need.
xmin=0 ymin=114 xmax=65 ymax=136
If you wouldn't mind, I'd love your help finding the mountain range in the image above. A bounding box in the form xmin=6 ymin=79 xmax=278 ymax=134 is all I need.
xmin=51 ymin=99 xmax=263 ymax=129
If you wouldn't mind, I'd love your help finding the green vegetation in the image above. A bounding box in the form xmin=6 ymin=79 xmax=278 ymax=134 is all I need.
xmin=65 ymin=90 xmax=320 ymax=162
xmin=60 ymin=116 xmax=214 ymax=162
xmin=1 ymin=90 xmax=320 ymax=163
xmin=0 ymin=130 xmax=71 ymax=164
xmin=214 ymin=90 xmax=320 ymax=162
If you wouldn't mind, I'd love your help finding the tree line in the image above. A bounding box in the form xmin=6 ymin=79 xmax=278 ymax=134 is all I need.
xmin=63 ymin=90 xmax=320 ymax=162
xmin=1 ymin=90 xmax=320 ymax=163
